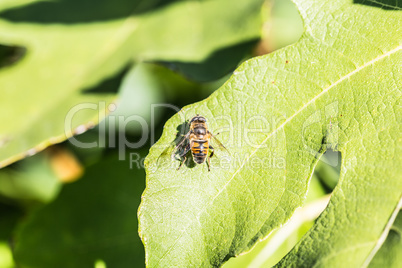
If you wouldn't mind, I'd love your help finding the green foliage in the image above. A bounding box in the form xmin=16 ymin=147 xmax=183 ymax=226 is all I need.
xmin=161 ymin=40 xmax=258 ymax=82
xmin=369 ymin=211 xmax=402 ymax=268
xmin=0 ymin=0 xmax=267 ymax=266
xmin=139 ymin=0 xmax=402 ymax=267
xmin=0 ymin=203 xmax=23 ymax=267
xmin=3 ymin=60 xmax=234 ymax=267
xmin=0 ymin=0 xmax=401 ymax=267
xmin=13 ymin=151 xmax=146 ymax=268
xmin=0 ymin=152 xmax=61 ymax=202
xmin=0 ymin=0 xmax=264 ymax=168
xmin=223 ymin=175 xmax=328 ymax=268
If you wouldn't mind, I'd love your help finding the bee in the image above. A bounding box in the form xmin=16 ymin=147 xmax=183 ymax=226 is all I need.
xmin=160 ymin=115 xmax=228 ymax=171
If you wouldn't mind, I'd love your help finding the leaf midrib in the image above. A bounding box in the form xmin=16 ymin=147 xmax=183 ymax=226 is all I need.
xmin=210 ymin=44 xmax=402 ymax=211
xmin=154 ymin=43 xmax=402 ymax=265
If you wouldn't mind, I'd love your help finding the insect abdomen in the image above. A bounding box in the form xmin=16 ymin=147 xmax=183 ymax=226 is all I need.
xmin=191 ymin=140 xmax=208 ymax=164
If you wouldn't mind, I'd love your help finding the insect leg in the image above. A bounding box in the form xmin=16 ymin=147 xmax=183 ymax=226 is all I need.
xmin=177 ymin=144 xmax=191 ymax=170
xmin=180 ymin=143 xmax=191 ymax=157
xmin=177 ymin=156 xmax=186 ymax=170
xmin=209 ymin=145 xmax=214 ymax=158
xmin=207 ymin=145 xmax=214 ymax=172
xmin=171 ymin=131 xmax=191 ymax=160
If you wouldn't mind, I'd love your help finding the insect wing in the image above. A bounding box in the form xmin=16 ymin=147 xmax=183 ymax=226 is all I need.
xmin=156 ymin=134 xmax=188 ymax=166
xmin=210 ymin=132 xmax=230 ymax=155
xmin=153 ymin=143 xmax=175 ymax=169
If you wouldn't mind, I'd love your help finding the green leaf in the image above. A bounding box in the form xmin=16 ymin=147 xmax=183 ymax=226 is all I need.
xmin=160 ymin=40 xmax=259 ymax=83
xmin=369 ymin=210 xmax=402 ymax=268
xmin=267 ymin=0 xmax=303 ymax=51
xmin=13 ymin=151 xmax=146 ymax=268
xmin=313 ymin=151 xmax=341 ymax=190
xmin=223 ymin=175 xmax=327 ymax=268
xmin=104 ymin=63 xmax=164 ymax=135
xmin=0 ymin=0 xmax=264 ymax=167
xmin=0 ymin=203 xmax=22 ymax=268
xmin=0 ymin=151 xmax=61 ymax=203
xmin=139 ymin=0 xmax=402 ymax=266
xmin=0 ymin=243 xmax=14 ymax=268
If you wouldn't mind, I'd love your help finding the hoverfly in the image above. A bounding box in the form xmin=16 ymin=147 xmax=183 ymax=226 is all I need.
xmin=159 ymin=115 xmax=228 ymax=171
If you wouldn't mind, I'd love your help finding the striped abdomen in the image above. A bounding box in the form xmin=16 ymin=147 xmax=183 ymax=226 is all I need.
xmin=191 ymin=140 xmax=208 ymax=164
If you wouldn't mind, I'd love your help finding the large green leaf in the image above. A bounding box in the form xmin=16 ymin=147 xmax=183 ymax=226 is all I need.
xmin=13 ymin=151 xmax=146 ymax=267
xmin=139 ymin=0 xmax=402 ymax=266
xmin=0 ymin=0 xmax=264 ymax=168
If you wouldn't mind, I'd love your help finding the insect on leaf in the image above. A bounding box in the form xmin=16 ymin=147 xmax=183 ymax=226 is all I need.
xmin=139 ymin=0 xmax=402 ymax=267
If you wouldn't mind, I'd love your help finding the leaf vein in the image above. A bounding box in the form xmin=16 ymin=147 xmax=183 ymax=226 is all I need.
xmin=156 ymin=44 xmax=402 ymax=264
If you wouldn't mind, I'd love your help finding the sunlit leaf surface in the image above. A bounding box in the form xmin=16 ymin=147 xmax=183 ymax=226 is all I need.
xmin=139 ymin=0 xmax=402 ymax=266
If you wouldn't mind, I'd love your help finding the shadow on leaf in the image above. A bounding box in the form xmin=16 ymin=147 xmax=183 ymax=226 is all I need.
xmin=82 ymin=66 xmax=129 ymax=94
xmin=0 ymin=0 xmax=181 ymax=24
xmin=0 ymin=44 xmax=26 ymax=69
xmin=158 ymin=39 xmax=259 ymax=83
xmin=155 ymin=120 xmax=201 ymax=170
xmin=353 ymin=0 xmax=402 ymax=10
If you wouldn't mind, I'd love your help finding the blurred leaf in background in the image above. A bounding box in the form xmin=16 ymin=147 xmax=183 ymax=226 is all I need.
xmin=265 ymin=0 xmax=303 ymax=51
xmin=0 ymin=0 xmax=265 ymax=168
xmin=255 ymin=0 xmax=303 ymax=55
xmin=13 ymin=151 xmax=146 ymax=268
xmin=0 ymin=202 xmax=23 ymax=268
xmin=160 ymin=39 xmax=259 ymax=83
xmin=0 ymin=152 xmax=62 ymax=204
xmin=105 ymin=64 xmax=164 ymax=135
